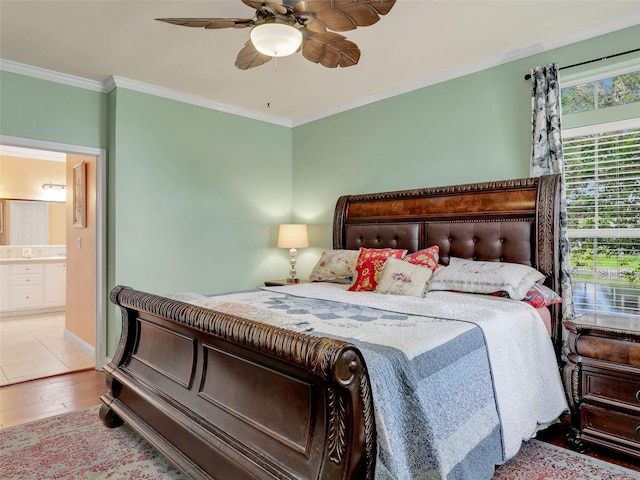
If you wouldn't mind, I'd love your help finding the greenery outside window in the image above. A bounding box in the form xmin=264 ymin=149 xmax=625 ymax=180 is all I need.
xmin=562 ymin=120 xmax=640 ymax=317
xmin=561 ymin=68 xmax=640 ymax=115
xmin=562 ymin=62 xmax=640 ymax=318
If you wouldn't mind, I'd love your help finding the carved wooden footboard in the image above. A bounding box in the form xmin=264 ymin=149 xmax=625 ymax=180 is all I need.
xmin=100 ymin=286 xmax=376 ymax=480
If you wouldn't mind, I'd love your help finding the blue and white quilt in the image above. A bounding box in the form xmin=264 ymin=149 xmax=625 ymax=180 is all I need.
xmin=168 ymin=283 xmax=568 ymax=480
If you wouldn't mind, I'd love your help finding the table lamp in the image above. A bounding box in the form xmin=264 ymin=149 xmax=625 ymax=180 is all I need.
xmin=277 ymin=224 xmax=309 ymax=283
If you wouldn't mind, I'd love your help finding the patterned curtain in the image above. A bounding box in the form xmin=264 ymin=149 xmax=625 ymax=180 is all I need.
xmin=530 ymin=63 xmax=575 ymax=323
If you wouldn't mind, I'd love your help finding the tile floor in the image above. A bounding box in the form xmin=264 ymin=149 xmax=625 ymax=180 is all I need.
xmin=0 ymin=312 xmax=94 ymax=386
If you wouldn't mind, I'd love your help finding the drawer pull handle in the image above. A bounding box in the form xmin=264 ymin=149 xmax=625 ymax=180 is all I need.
xmin=637 ymin=426 xmax=640 ymax=440
xmin=637 ymin=390 xmax=640 ymax=403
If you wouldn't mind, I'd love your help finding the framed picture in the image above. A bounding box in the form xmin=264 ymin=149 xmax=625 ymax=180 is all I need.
xmin=73 ymin=161 xmax=86 ymax=228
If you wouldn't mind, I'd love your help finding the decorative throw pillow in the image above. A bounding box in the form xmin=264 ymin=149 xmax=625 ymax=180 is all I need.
xmin=522 ymin=283 xmax=563 ymax=307
xmin=428 ymin=257 xmax=545 ymax=300
xmin=309 ymin=249 xmax=360 ymax=283
xmin=404 ymin=245 xmax=440 ymax=271
xmin=376 ymin=258 xmax=433 ymax=297
xmin=491 ymin=283 xmax=562 ymax=308
xmin=348 ymin=248 xmax=407 ymax=292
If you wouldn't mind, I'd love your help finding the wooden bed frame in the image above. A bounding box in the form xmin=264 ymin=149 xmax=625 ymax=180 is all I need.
xmin=101 ymin=174 xmax=562 ymax=480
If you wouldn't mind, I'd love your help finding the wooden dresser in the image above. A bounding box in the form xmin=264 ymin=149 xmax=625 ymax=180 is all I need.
xmin=563 ymin=313 xmax=640 ymax=460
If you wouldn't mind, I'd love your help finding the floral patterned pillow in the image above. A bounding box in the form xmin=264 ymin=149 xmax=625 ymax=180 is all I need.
xmin=376 ymin=258 xmax=433 ymax=297
xmin=404 ymin=245 xmax=440 ymax=271
xmin=491 ymin=283 xmax=562 ymax=308
xmin=348 ymin=248 xmax=407 ymax=292
xmin=309 ymin=249 xmax=360 ymax=283
xmin=428 ymin=257 xmax=545 ymax=300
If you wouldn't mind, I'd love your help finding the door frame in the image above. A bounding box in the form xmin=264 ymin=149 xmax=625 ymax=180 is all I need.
xmin=1 ymin=135 xmax=108 ymax=368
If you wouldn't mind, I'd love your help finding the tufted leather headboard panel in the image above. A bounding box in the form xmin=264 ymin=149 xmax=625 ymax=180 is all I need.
xmin=428 ymin=221 xmax=534 ymax=266
xmin=345 ymin=223 xmax=421 ymax=252
xmin=332 ymin=174 xmax=562 ymax=356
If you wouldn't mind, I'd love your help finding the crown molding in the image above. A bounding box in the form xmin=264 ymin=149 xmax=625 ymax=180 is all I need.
xmin=291 ymin=11 xmax=640 ymax=126
xmin=0 ymin=60 xmax=292 ymax=126
xmin=0 ymin=59 xmax=108 ymax=93
xmin=2 ymin=10 xmax=639 ymax=128
xmin=291 ymin=57 xmax=503 ymax=127
xmin=107 ymin=76 xmax=293 ymax=128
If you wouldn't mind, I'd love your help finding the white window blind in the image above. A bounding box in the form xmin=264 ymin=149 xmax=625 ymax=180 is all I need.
xmin=563 ymin=124 xmax=640 ymax=317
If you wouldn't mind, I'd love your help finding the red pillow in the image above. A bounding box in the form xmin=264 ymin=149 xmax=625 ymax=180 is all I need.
xmin=490 ymin=283 xmax=562 ymax=308
xmin=521 ymin=284 xmax=563 ymax=308
xmin=404 ymin=245 xmax=440 ymax=271
xmin=349 ymin=248 xmax=407 ymax=292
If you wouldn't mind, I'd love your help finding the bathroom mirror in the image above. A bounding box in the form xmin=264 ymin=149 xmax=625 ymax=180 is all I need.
xmin=0 ymin=199 xmax=66 ymax=246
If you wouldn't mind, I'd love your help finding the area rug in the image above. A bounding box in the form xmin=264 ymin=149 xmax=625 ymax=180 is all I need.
xmin=493 ymin=439 xmax=639 ymax=480
xmin=1 ymin=405 xmax=638 ymax=479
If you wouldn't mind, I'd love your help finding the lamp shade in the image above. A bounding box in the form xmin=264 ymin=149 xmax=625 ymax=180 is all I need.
xmin=250 ymin=23 xmax=302 ymax=57
xmin=277 ymin=224 xmax=309 ymax=249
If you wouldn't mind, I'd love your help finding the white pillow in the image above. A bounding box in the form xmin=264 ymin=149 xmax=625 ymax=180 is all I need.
xmin=376 ymin=258 xmax=433 ymax=297
xmin=309 ymin=249 xmax=360 ymax=283
xmin=428 ymin=257 xmax=545 ymax=300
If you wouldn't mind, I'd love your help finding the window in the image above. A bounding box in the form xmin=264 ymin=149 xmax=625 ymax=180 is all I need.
xmin=563 ymin=121 xmax=640 ymax=317
xmin=561 ymin=69 xmax=640 ymax=115
xmin=561 ymin=63 xmax=640 ymax=318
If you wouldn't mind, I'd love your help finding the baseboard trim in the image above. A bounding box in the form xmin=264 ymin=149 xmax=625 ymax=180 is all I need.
xmin=63 ymin=328 xmax=95 ymax=360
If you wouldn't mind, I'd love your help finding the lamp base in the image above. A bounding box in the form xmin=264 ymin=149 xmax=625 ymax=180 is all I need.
xmin=286 ymin=278 xmax=300 ymax=284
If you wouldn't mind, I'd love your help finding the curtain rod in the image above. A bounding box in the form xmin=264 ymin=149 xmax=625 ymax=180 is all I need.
xmin=523 ymin=47 xmax=640 ymax=80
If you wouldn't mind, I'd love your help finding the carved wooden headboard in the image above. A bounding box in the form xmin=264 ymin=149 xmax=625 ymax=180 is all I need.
xmin=332 ymin=174 xmax=562 ymax=355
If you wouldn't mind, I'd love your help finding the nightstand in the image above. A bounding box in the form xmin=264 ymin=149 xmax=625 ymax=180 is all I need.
xmin=563 ymin=313 xmax=640 ymax=459
xmin=264 ymin=279 xmax=310 ymax=287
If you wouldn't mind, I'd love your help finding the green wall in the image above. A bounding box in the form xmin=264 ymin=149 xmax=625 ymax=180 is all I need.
xmin=1 ymin=23 xmax=638 ymax=356
xmin=106 ymin=89 xmax=292 ymax=351
xmin=0 ymin=71 xmax=108 ymax=148
xmin=291 ymin=24 xmax=640 ymax=275
xmin=110 ymin=89 xmax=292 ymax=293
xmin=0 ymin=73 xmax=293 ymax=354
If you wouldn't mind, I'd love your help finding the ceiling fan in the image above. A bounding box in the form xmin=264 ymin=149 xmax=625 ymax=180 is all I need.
xmin=156 ymin=0 xmax=396 ymax=70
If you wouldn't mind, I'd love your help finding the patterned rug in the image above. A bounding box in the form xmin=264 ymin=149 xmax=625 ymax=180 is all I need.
xmin=1 ymin=405 xmax=638 ymax=479
xmin=493 ymin=440 xmax=639 ymax=480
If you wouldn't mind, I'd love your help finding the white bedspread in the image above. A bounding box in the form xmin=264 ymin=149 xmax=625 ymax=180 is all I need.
xmin=262 ymin=283 xmax=568 ymax=461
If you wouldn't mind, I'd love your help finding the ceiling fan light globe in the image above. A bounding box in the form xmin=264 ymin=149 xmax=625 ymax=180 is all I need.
xmin=250 ymin=23 xmax=302 ymax=57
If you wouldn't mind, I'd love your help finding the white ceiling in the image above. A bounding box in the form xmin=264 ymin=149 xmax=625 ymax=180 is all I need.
xmin=1 ymin=1 xmax=640 ymax=126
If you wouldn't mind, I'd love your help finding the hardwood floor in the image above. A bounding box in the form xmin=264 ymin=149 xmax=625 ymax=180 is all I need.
xmin=0 ymin=369 xmax=105 ymax=429
xmin=1 ymin=370 xmax=638 ymax=473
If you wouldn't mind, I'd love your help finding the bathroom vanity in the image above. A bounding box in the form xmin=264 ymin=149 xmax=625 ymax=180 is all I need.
xmin=0 ymin=256 xmax=66 ymax=316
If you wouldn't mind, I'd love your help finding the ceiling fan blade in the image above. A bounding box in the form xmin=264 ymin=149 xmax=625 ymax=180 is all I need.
xmin=242 ymin=0 xmax=288 ymax=15
xmin=235 ymin=40 xmax=273 ymax=70
xmin=156 ymin=18 xmax=255 ymax=29
xmin=299 ymin=17 xmax=327 ymax=33
xmin=360 ymin=0 xmax=395 ymax=16
xmin=295 ymin=0 xmax=396 ymax=32
xmin=301 ymin=29 xmax=360 ymax=68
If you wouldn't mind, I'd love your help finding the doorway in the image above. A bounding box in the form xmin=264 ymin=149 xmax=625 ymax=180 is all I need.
xmin=0 ymin=136 xmax=107 ymax=380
